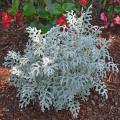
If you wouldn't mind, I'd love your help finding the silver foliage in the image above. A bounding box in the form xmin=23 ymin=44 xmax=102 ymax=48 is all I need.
xmin=3 ymin=6 xmax=118 ymax=118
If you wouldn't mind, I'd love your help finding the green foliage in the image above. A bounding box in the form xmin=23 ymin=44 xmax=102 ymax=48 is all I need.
xmin=62 ymin=3 xmax=75 ymax=11
xmin=7 ymin=0 xmax=85 ymax=32
xmin=37 ymin=6 xmax=49 ymax=19
xmin=8 ymin=0 xmax=20 ymax=15
xmin=114 ymin=5 xmax=120 ymax=13
xmin=47 ymin=3 xmax=62 ymax=15
xmin=4 ymin=6 xmax=118 ymax=118
xmin=0 ymin=0 xmax=5 ymax=6
xmin=23 ymin=2 xmax=36 ymax=16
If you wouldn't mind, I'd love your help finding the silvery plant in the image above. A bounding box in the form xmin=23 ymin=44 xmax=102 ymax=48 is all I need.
xmin=4 ymin=6 xmax=118 ymax=118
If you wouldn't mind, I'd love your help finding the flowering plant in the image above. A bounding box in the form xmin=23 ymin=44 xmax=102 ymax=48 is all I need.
xmin=1 ymin=12 xmax=11 ymax=30
xmin=0 ymin=0 xmax=90 ymax=32
xmin=79 ymin=0 xmax=89 ymax=6
xmin=99 ymin=0 xmax=120 ymax=29
xmin=4 ymin=6 xmax=118 ymax=118
xmin=0 ymin=11 xmax=24 ymax=30
xmin=56 ymin=15 xmax=67 ymax=26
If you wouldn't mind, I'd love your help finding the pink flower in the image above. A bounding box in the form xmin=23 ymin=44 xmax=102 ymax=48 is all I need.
xmin=110 ymin=22 xmax=115 ymax=27
xmin=113 ymin=16 xmax=120 ymax=25
xmin=110 ymin=0 xmax=120 ymax=3
xmin=100 ymin=12 xmax=109 ymax=29
xmin=100 ymin=12 xmax=108 ymax=23
xmin=113 ymin=0 xmax=120 ymax=2
xmin=104 ymin=23 xmax=109 ymax=29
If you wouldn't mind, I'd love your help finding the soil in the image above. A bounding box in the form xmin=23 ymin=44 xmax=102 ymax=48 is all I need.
xmin=0 ymin=27 xmax=28 ymax=66
xmin=0 ymin=20 xmax=120 ymax=120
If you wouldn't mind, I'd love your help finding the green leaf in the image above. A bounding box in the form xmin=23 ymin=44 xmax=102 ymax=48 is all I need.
xmin=29 ymin=21 xmax=38 ymax=27
xmin=37 ymin=6 xmax=49 ymax=19
xmin=64 ymin=0 xmax=73 ymax=2
xmin=8 ymin=0 xmax=20 ymax=15
xmin=44 ymin=0 xmax=51 ymax=5
xmin=107 ymin=6 xmax=113 ymax=13
xmin=114 ymin=6 xmax=120 ymax=13
xmin=56 ymin=0 xmax=73 ymax=3
xmin=102 ymin=0 xmax=107 ymax=9
xmin=48 ymin=3 xmax=62 ymax=15
xmin=23 ymin=2 xmax=36 ymax=17
xmin=0 ymin=0 xmax=5 ymax=5
xmin=30 ymin=21 xmax=52 ymax=33
xmin=38 ymin=23 xmax=52 ymax=33
xmin=62 ymin=3 xmax=75 ymax=11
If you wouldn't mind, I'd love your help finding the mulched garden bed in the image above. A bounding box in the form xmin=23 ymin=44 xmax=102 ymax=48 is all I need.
xmin=0 ymin=27 xmax=28 ymax=66
xmin=0 ymin=24 xmax=120 ymax=119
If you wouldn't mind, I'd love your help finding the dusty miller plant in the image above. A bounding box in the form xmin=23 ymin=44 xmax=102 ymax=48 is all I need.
xmin=4 ymin=6 xmax=118 ymax=118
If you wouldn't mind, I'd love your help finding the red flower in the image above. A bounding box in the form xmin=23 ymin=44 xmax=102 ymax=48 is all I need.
xmin=56 ymin=15 xmax=67 ymax=26
xmin=79 ymin=0 xmax=89 ymax=5
xmin=56 ymin=15 xmax=69 ymax=31
xmin=1 ymin=12 xmax=11 ymax=29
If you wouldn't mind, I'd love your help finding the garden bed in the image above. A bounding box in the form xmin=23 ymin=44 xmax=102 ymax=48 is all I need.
xmin=0 ymin=26 xmax=120 ymax=120
xmin=0 ymin=1 xmax=120 ymax=119
xmin=0 ymin=27 xmax=28 ymax=66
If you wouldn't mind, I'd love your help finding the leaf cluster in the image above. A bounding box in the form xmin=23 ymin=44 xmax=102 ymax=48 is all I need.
xmin=7 ymin=0 xmax=82 ymax=32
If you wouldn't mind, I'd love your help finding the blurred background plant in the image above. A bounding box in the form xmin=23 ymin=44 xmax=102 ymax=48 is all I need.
xmin=0 ymin=0 xmax=91 ymax=32
xmin=92 ymin=0 xmax=120 ymax=39
xmin=0 ymin=0 xmax=119 ymax=33
xmin=0 ymin=0 xmax=5 ymax=6
xmin=99 ymin=0 xmax=120 ymax=28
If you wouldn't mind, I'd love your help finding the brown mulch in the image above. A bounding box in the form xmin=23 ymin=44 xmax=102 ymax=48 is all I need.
xmin=0 ymin=25 xmax=120 ymax=119
xmin=0 ymin=27 xmax=28 ymax=66
xmin=0 ymin=68 xmax=120 ymax=120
